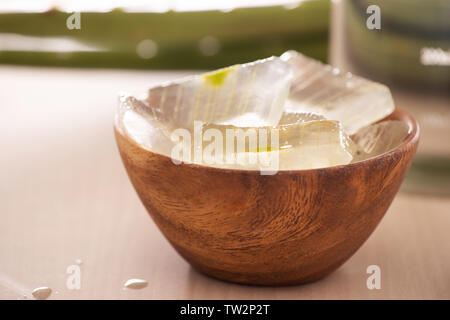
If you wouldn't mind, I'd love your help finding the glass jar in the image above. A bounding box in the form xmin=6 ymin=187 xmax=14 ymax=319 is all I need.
xmin=330 ymin=0 xmax=450 ymax=194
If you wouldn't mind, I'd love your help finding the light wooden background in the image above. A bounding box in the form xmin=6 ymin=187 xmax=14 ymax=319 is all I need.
xmin=0 ymin=66 xmax=449 ymax=300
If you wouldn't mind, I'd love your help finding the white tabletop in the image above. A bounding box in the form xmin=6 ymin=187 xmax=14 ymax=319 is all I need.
xmin=1 ymin=66 xmax=449 ymax=300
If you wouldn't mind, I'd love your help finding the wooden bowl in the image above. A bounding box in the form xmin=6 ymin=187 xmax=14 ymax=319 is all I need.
xmin=114 ymin=108 xmax=419 ymax=286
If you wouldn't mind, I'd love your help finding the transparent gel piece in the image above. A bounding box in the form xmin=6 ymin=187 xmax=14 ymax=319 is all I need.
xmin=116 ymin=94 xmax=355 ymax=171
xmin=277 ymin=120 xmax=356 ymax=170
xmin=351 ymin=120 xmax=410 ymax=162
xmin=145 ymin=57 xmax=293 ymax=129
xmin=116 ymin=93 xmax=174 ymax=156
xmin=280 ymin=50 xmax=395 ymax=135
xmin=199 ymin=119 xmax=356 ymax=171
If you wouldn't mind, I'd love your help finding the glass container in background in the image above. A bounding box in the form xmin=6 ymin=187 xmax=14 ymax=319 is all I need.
xmin=330 ymin=0 xmax=450 ymax=195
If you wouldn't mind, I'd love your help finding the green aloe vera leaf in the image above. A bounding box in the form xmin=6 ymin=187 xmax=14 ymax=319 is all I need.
xmin=0 ymin=36 xmax=327 ymax=69
xmin=0 ymin=1 xmax=330 ymax=68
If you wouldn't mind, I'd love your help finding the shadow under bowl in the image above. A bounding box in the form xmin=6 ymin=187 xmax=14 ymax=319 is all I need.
xmin=115 ymin=108 xmax=419 ymax=286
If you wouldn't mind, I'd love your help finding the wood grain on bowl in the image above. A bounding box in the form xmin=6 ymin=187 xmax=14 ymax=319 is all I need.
xmin=114 ymin=108 xmax=419 ymax=285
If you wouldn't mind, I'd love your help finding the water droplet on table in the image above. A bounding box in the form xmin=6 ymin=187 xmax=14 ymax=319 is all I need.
xmin=32 ymin=287 xmax=52 ymax=300
xmin=124 ymin=279 xmax=148 ymax=290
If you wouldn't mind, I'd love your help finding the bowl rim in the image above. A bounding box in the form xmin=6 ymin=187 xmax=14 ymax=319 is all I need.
xmin=116 ymin=107 xmax=420 ymax=175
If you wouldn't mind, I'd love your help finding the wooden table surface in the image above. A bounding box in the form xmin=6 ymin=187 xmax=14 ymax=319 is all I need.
xmin=1 ymin=66 xmax=449 ymax=300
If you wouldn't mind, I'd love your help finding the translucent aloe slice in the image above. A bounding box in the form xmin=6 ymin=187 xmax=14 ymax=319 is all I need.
xmin=116 ymin=94 xmax=174 ymax=156
xmin=117 ymin=94 xmax=356 ymax=171
xmin=280 ymin=50 xmax=395 ymax=135
xmin=200 ymin=119 xmax=356 ymax=171
xmin=351 ymin=120 xmax=410 ymax=162
xmin=278 ymin=120 xmax=357 ymax=170
xmin=145 ymin=56 xmax=292 ymax=129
